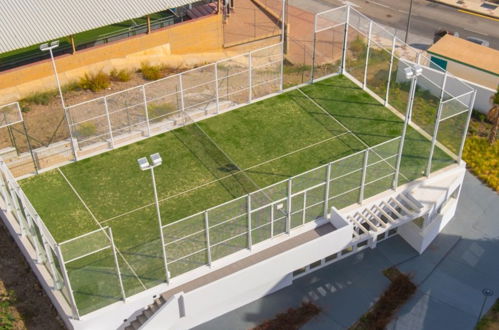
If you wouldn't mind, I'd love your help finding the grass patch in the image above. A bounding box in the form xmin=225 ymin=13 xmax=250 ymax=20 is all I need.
xmin=110 ymin=68 xmax=132 ymax=82
xmin=351 ymin=267 xmax=416 ymax=330
xmin=476 ymin=299 xmax=499 ymax=330
xmin=252 ymin=302 xmax=321 ymax=330
xmin=20 ymin=75 xmax=452 ymax=315
xmin=79 ymin=71 xmax=111 ymax=92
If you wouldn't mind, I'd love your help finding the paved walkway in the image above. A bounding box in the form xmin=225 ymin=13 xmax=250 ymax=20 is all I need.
xmin=432 ymin=0 xmax=499 ymax=19
xmin=195 ymin=172 xmax=499 ymax=329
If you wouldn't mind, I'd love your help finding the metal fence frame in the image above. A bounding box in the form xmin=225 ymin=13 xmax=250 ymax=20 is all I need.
xmin=0 ymin=3 xmax=478 ymax=320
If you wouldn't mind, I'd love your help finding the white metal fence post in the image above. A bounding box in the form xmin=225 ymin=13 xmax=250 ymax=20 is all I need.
xmin=247 ymin=194 xmax=253 ymax=250
xmin=384 ymin=36 xmax=397 ymax=106
xmin=141 ymin=86 xmax=151 ymax=136
xmin=249 ymin=51 xmax=253 ymax=102
xmin=103 ymin=97 xmax=115 ymax=148
xmin=323 ymin=163 xmax=332 ymax=219
xmin=302 ymin=191 xmax=307 ymax=225
xmin=204 ymin=211 xmax=212 ymax=266
xmin=8 ymin=184 xmax=26 ymax=236
xmin=179 ymin=74 xmax=186 ymax=126
xmin=359 ymin=148 xmax=369 ymax=203
xmin=214 ymin=63 xmax=220 ymax=114
xmin=457 ymin=90 xmax=477 ymax=162
xmin=55 ymin=245 xmax=80 ymax=320
xmin=363 ymin=21 xmax=373 ymax=89
xmin=64 ymin=108 xmax=79 ymax=161
xmin=286 ymin=178 xmax=292 ymax=234
xmin=341 ymin=5 xmax=351 ymax=74
xmin=108 ymin=228 xmax=126 ymax=302
xmin=393 ymin=74 xmax=417 ymax=189
xmin=425 ymin=72 xmax=448 ymax=177
xmin=0 ymin=171 xmax=12 ymax=212
xmin=39 ymin=225 xmax=61 ymax=288
xmin=311 ymin=14 xmax=318 ymax=82
xmin=280 ymin=41 xmax=285 ymax=91
xmin=270 ymin=203 xmax=274 ymax=238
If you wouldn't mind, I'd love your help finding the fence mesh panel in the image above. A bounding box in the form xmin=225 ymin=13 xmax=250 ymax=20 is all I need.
xmin=0 ymin=103 xmax=22 ymax=128
xmin=67 ymin=98 xmax=111 ymax=149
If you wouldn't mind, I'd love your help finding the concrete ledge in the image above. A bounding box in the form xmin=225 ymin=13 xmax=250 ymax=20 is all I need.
xmin=430 ymin=0 xmax=499 ymax=20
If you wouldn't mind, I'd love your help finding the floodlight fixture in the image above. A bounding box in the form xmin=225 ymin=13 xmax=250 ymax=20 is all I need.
xmin=40 ymin=40 xmax=60 ymax=51
xmin=150 ymin=153 xmax=162 ymax=166
xmin=404 ymin=67 xmax=414 ymax=80
xmin=137 ymin=157 xmax=150 ymax=171
xmin=414 ymin=65 xmax=423 ymax=76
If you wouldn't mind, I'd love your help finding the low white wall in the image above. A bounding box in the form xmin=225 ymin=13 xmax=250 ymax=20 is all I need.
xmin=395 ymin=60 xmax=495 ymax=114
xmin=144 ymin=212 xmax=353 ymax=330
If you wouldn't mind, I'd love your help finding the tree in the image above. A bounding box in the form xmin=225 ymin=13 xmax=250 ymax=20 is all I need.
xmin=487 ymin=88 xmax=499 ymax=145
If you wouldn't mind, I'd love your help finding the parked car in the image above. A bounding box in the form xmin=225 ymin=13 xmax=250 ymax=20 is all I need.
xmin=465 ymin=36 xmax=490 ymax=47
xmin=433 ymin=29 xmax=459 ymax=43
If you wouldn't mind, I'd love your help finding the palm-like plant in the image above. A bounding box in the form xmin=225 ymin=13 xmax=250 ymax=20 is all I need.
xmin=487 ymin=88 xmax=499 ymax=145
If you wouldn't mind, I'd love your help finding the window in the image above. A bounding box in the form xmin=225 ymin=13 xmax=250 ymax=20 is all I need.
xmin=341 ymin=246 xmax=353 ymax=255
xmin=293 ymin=267 xmax=306 ymax=277
xmin=377 ymin=233 xmax=385 ymax=241
xmin=325 ymin=253 xmax=337 ymax=263
xmin=357 ymin=240 xmax=368 ymax=248
xmin=388 ymin=228 xmax=397 ymax=237
xmin=310 ymin=260 xmax=322 ymax=269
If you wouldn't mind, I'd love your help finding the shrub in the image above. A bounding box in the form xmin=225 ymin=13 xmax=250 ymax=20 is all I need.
xmin=79 ymin=71 xmax=111 ymax=92
xmin=463 ymin=135 xmax=499 ymax=191
xmin=75 ymin=123 xmax=97 ymax=138
xmin=253 ymin=302 xmax=320 ymax=330
xmin=110 ymin=68 xmax=132 ymax=82
xmin=148 ymin=103 xmax=176 ymax=119
xmin=140 ymin=62 xmax=164 ymax=81
xmin=21 ymin=90 xmax=57 ymax=106
xmin=352 ymin=268 xmax=416 ymax=330
xmin=62 ymin=81 xmax=82 ymax=93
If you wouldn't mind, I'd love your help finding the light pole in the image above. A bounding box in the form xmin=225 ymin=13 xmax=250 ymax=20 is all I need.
xmin=393 ymin=64 xmax=422 ymax=189
xmin=404 ymin=0 xmax=414 ymax=44
xmin=137 ymin=153 xmax=170 ymax=282
xmin=40 ymin=41 xmax=77 ymax=160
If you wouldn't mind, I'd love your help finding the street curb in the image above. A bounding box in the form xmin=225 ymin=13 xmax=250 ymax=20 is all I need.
xmin=429 ymin=0 xmax=499 ymax=20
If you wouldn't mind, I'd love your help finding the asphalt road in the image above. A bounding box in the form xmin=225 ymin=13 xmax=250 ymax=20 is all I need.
xmin=312 ymin=0 xmax=499 ymax=50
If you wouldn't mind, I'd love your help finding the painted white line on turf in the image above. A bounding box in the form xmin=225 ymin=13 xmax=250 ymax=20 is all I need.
xmin=296 ymin=88 xmax=409 ymax=182
xmin=100 ymin=130 xmax=352 ymax=225
xmin=56 ymin=168 xmax=147 ymax=290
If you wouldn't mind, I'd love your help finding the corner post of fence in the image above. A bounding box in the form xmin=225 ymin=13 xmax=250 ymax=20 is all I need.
xmin=249 ymin=51 xmax=253 ymax=103
xmin=247 ymin=194 xmax=253 ymax=250
xmin=286 ymin=178 xmax=292 ymax=234
xmin=425 ymin=72 xmax=448 ymax=177
xmin=55 ymin=244 xmax=80 ymax=320
xmin=103 ymin=97 xmax=115 ymax=149
xmin=323 ymin=163 xmax=332 ymax=219
xmin=214 ymin=63 xmax=220 ymax=114
xmin=179 ymin=74 xmax=186 ymax=126
xmin=0 ymin=168 xmax=12 ymax=212
xmin=458 ymin=89 xmax=477 ymax=162
xmin=341 ymin=4 xmax=351 ymax=75
xmin=384 ymin=36 xmax=397 ymax=106
xmin=363 ymin=21 xmax=373 ymax=89
xmin=311 ymin=14 xmax=318 ymax=82
xmin=108 ymin=227 xmax=126 ymax=302
xmin=141 ymin=86 xmax=151 ymax=136
xmin=204 ymin=211 xmax=212 ymax=266
xmin=359 ymin=148 xmax=369 ymax=204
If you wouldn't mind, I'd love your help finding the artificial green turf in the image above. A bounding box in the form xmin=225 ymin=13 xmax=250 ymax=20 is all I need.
xmin=19 ymin=74 xmax=455 ymax=314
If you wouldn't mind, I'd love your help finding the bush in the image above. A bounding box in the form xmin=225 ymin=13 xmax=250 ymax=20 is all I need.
xmin=110 ymin=68 xmax=132 ymax=82
xmin=253 ymin=302 xmax=320 ymax=330
xmin=140 ymin=62 xmax=164 ymax=81
xmin=75 ymin=123 xmax=97 ymax=138
xmin=79 ymin=71 xmax=111 ymax=92
xmin=21 ymin=90 xmax=57 ymax=106
xmin=463 ymin=135 xmax=499 ymax=191
xmin=352 ymin=268 xmax=416 ymax=330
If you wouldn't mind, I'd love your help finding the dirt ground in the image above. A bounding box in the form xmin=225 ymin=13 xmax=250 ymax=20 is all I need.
xmin=0 ymin=221 xmax=64 ymax=330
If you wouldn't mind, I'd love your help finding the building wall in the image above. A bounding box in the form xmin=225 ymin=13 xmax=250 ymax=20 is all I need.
xmin=0 ymin=14 xmax=223 ymax=102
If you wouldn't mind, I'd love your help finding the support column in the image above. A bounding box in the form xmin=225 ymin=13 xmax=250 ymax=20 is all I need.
xmin=362 ymin=21 xmax=373 ymax=89
xmin=147 ymin=15 xmax=152 ymax=34
xmin=69 ymin=35 xmax=76 ymax=54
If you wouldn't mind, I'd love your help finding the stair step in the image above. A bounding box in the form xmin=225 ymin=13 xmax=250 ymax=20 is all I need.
xmin=138 ymin=314 xmax=147 ymax=324
xmin=131 ymin=320 xmax=141 ymax=330
xmin=144 ymin=309 xmax=153 ymax=318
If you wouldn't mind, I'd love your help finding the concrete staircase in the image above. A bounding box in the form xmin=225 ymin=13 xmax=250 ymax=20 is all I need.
xmin=125 ymin=293 xmax=170 ymax=330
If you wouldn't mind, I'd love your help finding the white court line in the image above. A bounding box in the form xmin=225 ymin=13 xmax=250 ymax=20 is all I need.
xmin=56 ymin=168 xmax=147 ymax=290
xmin=100 ymin=130 xmax=352 ymax=225
xmin=296 ymin=88 xmax=409 ymax=182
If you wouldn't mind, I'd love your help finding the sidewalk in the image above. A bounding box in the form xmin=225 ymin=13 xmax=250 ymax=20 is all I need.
xmin=432 ymin=0 xmax=499 ymax=19
xmin=195 ymin=172 xmax=499 ymax=329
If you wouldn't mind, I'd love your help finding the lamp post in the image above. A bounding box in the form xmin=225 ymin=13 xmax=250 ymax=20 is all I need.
xmin=40 ymin=41 xmax=77 ymax=160
xmin=393 ymin=64 xmax=422 ymax=189
xmin=404 ymin=0 xmax=414 ymax=44
xmin=137 ymin=153 xmax=170 ymax=282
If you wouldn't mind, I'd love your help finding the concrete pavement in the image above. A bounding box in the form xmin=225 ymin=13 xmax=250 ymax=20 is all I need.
xmin=195 ymin=171 xmax=499 ymax=329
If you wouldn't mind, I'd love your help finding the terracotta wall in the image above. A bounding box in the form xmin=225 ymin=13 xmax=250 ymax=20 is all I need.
xmin=0 ymin=14 xmax=223 ymax=92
